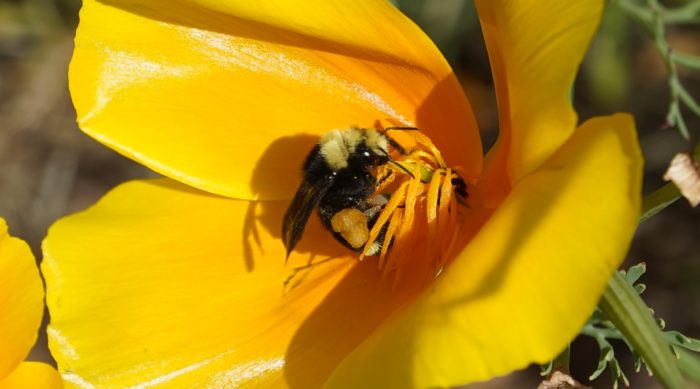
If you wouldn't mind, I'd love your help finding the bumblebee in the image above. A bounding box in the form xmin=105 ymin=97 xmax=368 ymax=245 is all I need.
xmin=282 ymin=127 xmax=406 ymax=258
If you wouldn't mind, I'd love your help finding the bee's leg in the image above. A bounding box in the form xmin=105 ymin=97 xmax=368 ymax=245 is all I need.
xmin=321 ymin=195 xmax=391 ymax=257
xmin=377 ymin=169 xmax=393 ymax=186
xmin=329 ymin=208 xmax=370 ymax=251
xmin=326 ymin=205 xmax=390 ymax=257
xmin=363 ymin=193 xmax=389 ymax=220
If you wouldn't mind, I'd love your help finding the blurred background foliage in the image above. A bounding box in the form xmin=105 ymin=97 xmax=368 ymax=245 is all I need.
xmin=0 ymin=0 xmax=698 ymax=387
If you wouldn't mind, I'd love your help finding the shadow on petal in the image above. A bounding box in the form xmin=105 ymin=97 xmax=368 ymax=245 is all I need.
xmin=412 ymin=73 xmax=482 ymax=173
xmin=246 ymin=151 xmax=358 ymax=271
xmin=249 ymin=134 xmax=318 ymax=203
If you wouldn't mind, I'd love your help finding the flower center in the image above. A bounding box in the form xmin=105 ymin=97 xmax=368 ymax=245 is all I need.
xmin=359 ymin=129 xmax=469 ymax=278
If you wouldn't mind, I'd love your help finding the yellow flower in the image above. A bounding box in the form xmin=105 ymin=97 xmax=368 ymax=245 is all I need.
xmin=43 ymin=0 xmax=643 ymax=388
xmin=0 ymin=218 xmax=61 ymax=388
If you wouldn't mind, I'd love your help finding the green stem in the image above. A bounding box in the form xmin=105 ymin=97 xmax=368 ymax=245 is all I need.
xmin=599 ymin=272 xmax=685 ymax=388
xmin=615 ymin=0 xmax=699 ymax=138
xmin=640 ymin=182 xmax=681 ymax=223
xmin=678 ymin=348 xmax=700 ymax=385
xmin=639 ymin=140 xmax=700 ymax=223
xmin=679 ymin=85 xmax=700 ymax=116
xmin=614 ymin=0 xmax=654 ymax=30
xmin=675 ymin=52 xmax=700 ymax=70
xmin=664 ymin=0 xmax=700 ymax=24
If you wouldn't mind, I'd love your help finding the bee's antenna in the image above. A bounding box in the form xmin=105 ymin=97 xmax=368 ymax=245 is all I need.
xmin=390 ymin=160 xmax=415 ymax=178
xmin=378 ymin=126 xmax=420 ymax=155
xmin=382 ymin=126 xmax=421 ymax=132
xmin=377 ymin=147 xmax=414 ymax=178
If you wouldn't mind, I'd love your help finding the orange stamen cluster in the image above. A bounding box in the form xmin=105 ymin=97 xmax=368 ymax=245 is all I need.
xmin=359 ymin=130 xmax=466 ymax=278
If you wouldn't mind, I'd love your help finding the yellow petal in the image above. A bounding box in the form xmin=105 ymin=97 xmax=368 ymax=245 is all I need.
xmin=43 ymin=179 xmax=425 ymax=388
xmin=0 ymin=219 xmax=43 ymax=380
xmin=70 ymin=0 xmax=481 ymax=200
xmin=327 ymin=114 xmax=642 ymax=388
xmin=0 ymin=362 xmax=62 ymax=389
xmin=476 ymin=0 xmax=604 ymax=193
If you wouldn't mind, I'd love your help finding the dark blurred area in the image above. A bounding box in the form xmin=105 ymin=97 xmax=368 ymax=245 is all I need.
xmin=0 ymin=0 xmax=697 ymax=387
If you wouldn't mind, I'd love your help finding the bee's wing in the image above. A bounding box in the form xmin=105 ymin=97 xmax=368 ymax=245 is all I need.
xmin=282 ymin=180 xmax=331 ymax=257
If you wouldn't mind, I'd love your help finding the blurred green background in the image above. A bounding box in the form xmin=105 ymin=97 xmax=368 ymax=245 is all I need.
xmin=0 ymin=0 xmax=698 ymax=387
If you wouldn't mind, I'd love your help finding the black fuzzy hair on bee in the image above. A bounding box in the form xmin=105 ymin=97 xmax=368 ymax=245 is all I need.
xmin=282 ymin=127 xmax=395 ymax=258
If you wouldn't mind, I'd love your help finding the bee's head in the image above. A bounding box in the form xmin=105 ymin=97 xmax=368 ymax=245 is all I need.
xmin=362 ymin=128 xmax=390 ymax=164
xmin=319 ymin=128 xmax=390 ymax=171
xmin=355 ymin=142 xmax=390 ymax=167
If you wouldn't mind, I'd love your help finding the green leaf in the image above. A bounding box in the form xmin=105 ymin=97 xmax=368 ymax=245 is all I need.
xmin=625 ymin=262 xmax=647 ymax=285
xmin=599 ymin=272 xmax=685 ymax=389
xmin=664 ymin=331 xmax=700 ymax=352
xmin=590 ymin=340 xmax=615 ymax=381
xmin=609 ymin=357 xmax=630 ymax=389
xmin=540 ymin=360 xmax=554 ymax=377
xmin=656 ymin=316 xmax=666 ymax=330
xmin=634 ymin=283 xmax=647 ymax=294
xmin=633 ymin=353 xmax=642 ymax=373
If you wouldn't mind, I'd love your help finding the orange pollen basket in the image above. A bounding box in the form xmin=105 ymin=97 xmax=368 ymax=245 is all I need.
xmin=359 ymin=130 xmax=467 ymax=279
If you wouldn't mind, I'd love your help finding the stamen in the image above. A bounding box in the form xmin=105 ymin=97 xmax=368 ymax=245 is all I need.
xmin=425 ymin=169 xmax=443 ymax=264
xmin=411 ymin=131 xmax=447 ymax=167
xmin=378 ymin=209 xmax=403 ymax=269
xmin=359 ymin=181 xmax=409 ymax=261
xmin=442 ymin=187 xmax=460 ymax=269
xmin=382 ymin=165 xmax=422 ymax=274
xmin=437 ymin=170 xmax=455 ymax=270
xmin=437 ymin=168 xmax=453 ymax=242
xmin=360 ymin=128 xmax=469 ymax=279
